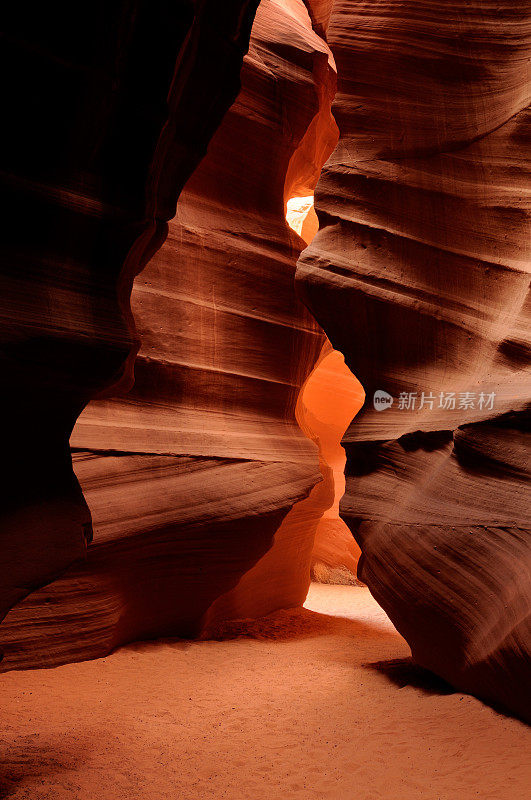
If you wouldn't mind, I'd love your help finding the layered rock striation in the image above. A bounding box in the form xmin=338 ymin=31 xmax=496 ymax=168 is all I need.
xmin=0 ymin=0 xmax=262 ymax=629
xmin=0 ymin=0 xmax=339 ymax=666
xmin=297 ymin=0 xmax=531 ymax=719
xmin=2 ymin=0 xmax=529 ymax=726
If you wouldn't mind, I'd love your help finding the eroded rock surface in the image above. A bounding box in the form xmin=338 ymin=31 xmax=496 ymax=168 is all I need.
xmin=0 ymin=0 xmax=262 ymax=629
xmin=297 ymin=0 xmax=531 ymax=720
xmin=0 ymin=0 xmax=338 ymax=667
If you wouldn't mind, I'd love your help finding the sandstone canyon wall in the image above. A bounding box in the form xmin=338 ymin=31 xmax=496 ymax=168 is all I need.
xmin=0 ymin=0 xmax=340 ymax=667
xmin=0 ymin=0 xmax=262 ymax=630
xmin=1 ymin=0 xmax=529 ymax=725
xmin=297 ymin=0 xmax=531 ymax=720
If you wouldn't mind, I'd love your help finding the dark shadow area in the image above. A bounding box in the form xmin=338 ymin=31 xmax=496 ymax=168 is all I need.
xmin=365 ymin=656 xmax=456 ymax=696
xmin=0 ymin=735 xmax=89 ymax=800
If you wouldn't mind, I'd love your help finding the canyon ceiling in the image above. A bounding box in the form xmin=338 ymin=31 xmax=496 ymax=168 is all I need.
xmin=0 ymin=0 xmax=529 ymax=723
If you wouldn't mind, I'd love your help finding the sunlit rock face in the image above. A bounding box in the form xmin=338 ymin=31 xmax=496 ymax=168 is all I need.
xmin=286 ymin=196 xmax=318 ymax=242
xmin=0 ymin=0 xmax=261 ymax=631
xmin=0 ymin=0 xmax=339 ymax=667
xmin=286 ymin=196 xmax=365 ymax=585
xmin=297 ymin=0 xmax=531 ymax=720
xmin=299 ymin=347 xmax=364 ymax=584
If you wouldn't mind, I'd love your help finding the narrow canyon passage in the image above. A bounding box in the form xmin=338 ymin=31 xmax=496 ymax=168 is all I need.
xmin=1 ymin=585 xmax=527 ymax=800
xmin=0 ymin=1 xmax=529 ymax=798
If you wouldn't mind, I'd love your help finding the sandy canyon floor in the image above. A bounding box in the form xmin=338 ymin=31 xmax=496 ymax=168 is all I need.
xmin=1 ymin=584 xmax=528 ymax=800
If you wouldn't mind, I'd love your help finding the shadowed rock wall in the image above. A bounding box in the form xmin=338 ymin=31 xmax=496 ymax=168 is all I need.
xmin=0 ymin=0 xmax=262 ymax=629
xmin=0 ymin=0 xmax=338 ymax=667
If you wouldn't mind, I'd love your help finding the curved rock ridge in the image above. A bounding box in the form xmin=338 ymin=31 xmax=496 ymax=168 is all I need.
xmin=0 ymin=0 xmax=339 ymax=667
xmin=296 ymin=0 xmax=531 ymax=720
xmin=302 ymin=0 xmax=335 ymax=38
xmin=0 ymin=1 xmax=261 ymax=629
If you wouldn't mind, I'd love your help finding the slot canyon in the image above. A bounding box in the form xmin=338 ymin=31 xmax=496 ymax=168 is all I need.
xmin=0 ymin=1 xmax=529 ymax=798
